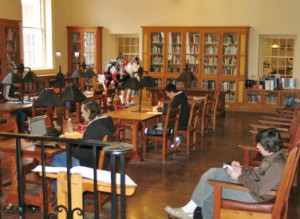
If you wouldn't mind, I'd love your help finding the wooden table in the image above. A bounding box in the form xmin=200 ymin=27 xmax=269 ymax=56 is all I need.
xmin=0 ymin=139 xmax=64 ymax=209
xmin=104 ymin=105 xmax=161 ymax=161
xmin=0 ymin=102 xmax=32 ymax=121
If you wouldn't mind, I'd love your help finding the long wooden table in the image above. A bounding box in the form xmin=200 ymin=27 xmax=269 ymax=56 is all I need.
xmin=0 ymin=138 xmax=64 ymax=209
xmin=104 ymin=105 xmax=160 ymax=161
xmin=0 ymin=102 xmax=32 ymax=122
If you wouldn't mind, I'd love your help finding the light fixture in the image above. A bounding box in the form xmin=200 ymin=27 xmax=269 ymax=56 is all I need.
xmin=177 ymin=64 xmax=197 ymax=90
xmin=123 ymin=71 xmax=156 ymax=112
xmin=74 ymin=52 xmax=80 ymax=58
xmin=1 ymin=64 xmax=37 ymax=103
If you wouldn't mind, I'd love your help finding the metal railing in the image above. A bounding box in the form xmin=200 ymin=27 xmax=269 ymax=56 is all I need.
xmin=0 ymin=132 xmax=134 ymax=219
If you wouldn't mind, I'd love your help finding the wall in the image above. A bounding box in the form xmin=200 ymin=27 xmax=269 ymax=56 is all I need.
xmin=0 ymin=0 xmax=22 ymax=21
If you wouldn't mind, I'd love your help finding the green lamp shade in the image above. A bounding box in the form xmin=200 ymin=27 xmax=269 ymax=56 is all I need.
xmin=33 ymin=89 xmax=61 ymax=107
xmin=62 ymin=84 xmax=86 ymax=102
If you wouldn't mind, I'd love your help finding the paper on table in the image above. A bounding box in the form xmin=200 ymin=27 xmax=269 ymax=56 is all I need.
xmin=32 ymin=165 xmax=137 ymax=186
xmin=60 ymin=131 xmax=83 ymax=139
xmin=146 ymin=111 xmax=163 ymax=115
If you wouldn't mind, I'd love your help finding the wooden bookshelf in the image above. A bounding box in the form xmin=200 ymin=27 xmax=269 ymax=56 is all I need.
xmin=0 ymin=18 xmax=21 ymax=82
xmin=142 ymin=26 xmax=250 ymax=109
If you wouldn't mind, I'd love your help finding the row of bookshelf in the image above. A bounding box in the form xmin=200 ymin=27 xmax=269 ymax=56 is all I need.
xmin=5 ymin=41 xmax=17 ymax=51
xmin=223 ymin=46 xmax=238 ymax=55
xmin=151 ymin=45 xmax=163 ymax=53
xmin=151 ymin=33 xmax=163 ymax=43
xmin=5 ymin=28 xmax=17 ymax=41
xmin=169 ymin=45 xmax=181 ymax=54
xmin=187 ymin=33 xmax=200 ymax=44
xmin=186 ymin=55 xmax=200 ymax=65
xmin=186 ymin=45 xmax=200 ymax=54
xmin=222 ymin=66 xmax=237 ymax=75
xmin=223 ymin=34 xmax=239 ymax=44
xmin=71 ymin=43 xmax=81 ymax=52
xmin=204 ymin=46 xmax=218 ymax=55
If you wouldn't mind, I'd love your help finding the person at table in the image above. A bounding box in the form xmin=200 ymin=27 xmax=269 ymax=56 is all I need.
xmin=3 ymin=84 xmax=31 ymax=133
xmin=165 ymin=128 xmax=286 ymax=219
xmin=51 ymin=99 xmax=115 ymax=168
xmin=153 ymin=83 xmax=190 ymax=130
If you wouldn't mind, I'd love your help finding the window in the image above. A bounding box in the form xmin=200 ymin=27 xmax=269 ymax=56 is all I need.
xmin=21 ymin=0 xmax=53 ymax=69
xmin=259 ymin=35 xmax=295 ymax=78
xmin=117 ymin=36 xmax=139 ymax=61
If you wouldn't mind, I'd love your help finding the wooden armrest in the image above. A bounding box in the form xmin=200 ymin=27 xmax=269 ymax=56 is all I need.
xmin=258 ymin=120 xmax=291 ymax=127
xmin=260 ymin=116 xmax=292 ymax=122
xmin=249 ymin=124 xmax=289 ymax=132
xmin=208 ymin=179 xmax=250 ymax=192
xmin=208 ymin=180 xmax=277 ymax=197
xmin=238 ymin=145 xmax=259 ymax=152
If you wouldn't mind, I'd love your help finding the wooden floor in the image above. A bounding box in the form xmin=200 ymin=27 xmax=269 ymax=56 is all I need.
xmin=1 ymin=111 xmax=300 ymax=218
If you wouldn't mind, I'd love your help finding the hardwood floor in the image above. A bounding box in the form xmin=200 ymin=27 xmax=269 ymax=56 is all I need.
xmin=1 ymin=111 xmax=300 ymax=218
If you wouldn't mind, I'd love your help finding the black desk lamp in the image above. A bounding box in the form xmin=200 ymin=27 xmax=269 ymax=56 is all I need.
xmin=177 ymin=64 xmax=197 ymax=90
xmin=33 ymin=88 xmax=62 ymax=131
xmin=62 ymin=84 xmax=87 ymax=102
xmin=123 ymin=71 xmax=156 ymax=112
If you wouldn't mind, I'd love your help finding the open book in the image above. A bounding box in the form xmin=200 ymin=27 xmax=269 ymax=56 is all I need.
xmin=146 ymin=111 xmax=163 ymax=115
xmin=32 ymin=165 xmax=137 ymax=186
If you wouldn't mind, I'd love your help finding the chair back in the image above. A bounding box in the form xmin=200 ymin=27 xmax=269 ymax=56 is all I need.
xmin=198 ymin=94 xmax=211 ymax=136
xmin=104 ymin=88 xmax=116 ymax=112
xmin=93 ymin=89 xmax=105 ymax=110
xmin=188 ymin=102 xmax=201 ymax=132
xmin=0 ymin=117 xmax=18 ymax=137
xmin=163 ymin=105 xmax=181 ymax=138
xmin=272 ymin=146 xmax=299 ymax=218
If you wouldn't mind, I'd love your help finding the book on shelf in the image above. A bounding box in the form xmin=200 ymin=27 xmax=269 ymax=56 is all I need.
xmin=32 ymin=165 xmax=137 ymax=186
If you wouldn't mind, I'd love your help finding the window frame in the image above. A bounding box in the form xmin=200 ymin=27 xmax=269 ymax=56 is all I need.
xmin=259 ymin=34 xmax=296 ymax=78
xmin=21 ymin=0 xmax=53 ymax=70
xmin=116 ymin=35 xmax=139 ymax=61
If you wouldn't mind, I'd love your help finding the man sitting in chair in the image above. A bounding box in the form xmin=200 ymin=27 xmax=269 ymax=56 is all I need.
xmin=153 ymin=83 xmax=190 ymax=130
xmin=165 ymin=128 xmax=286 ymax=219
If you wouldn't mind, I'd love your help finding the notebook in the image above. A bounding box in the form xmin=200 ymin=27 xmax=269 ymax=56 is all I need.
xmin=29 ymin=116 xmax=60 ymax=149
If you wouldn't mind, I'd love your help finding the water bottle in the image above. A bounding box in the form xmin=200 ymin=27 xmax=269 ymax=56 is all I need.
xmin=67 ymin=118 xmax=73 ymax=133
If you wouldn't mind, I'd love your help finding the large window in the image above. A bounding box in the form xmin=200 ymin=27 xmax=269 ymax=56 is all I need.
xmin=259 ymin=35 xmax=295 ymax=78
xmin=21 ymin=0 xmax=53 ymax=69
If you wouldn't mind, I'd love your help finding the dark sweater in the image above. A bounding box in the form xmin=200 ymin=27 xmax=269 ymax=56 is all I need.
xmin=73 ymin=116 xmax=115 ymax=168
xmin=162 ymin=92 xmax=190 ymax=130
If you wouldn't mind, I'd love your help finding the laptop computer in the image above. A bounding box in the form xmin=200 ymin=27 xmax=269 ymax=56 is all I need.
xmin=29 ymin=116 xmax=60 ymax=149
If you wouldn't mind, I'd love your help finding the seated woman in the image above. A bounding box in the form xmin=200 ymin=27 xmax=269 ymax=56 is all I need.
xmin=51 ymin=99 xmax=115 ymax=168
xmin=165 ymin=128 xmax=286 ymax=219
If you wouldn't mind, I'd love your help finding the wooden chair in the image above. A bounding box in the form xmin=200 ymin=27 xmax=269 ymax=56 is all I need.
xmin=198 ymin=94 xmax=212 ymax=136
xmin=209 ymin=91 xmax=220 ymax=131
xmin=177 ymin=103 xmax=201 ymax=154
xmin=208 ymin=146 xmax=300 ymax=219
xmin=142 ymin=106 xmax=181 ymax=161
xmin=249 ymin=107 xmax=300 ymax=144
xmin=83 ymin=132 xmax=120 ymax=212
xmin=0 ymin=117 xmax=38 ymax=187
xmin=103 ymin=88 xmax=116 ymax=112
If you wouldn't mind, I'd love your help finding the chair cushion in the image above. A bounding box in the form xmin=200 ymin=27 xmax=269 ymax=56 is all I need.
xmin=221 ymin=199 xmax=274 ymax=213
